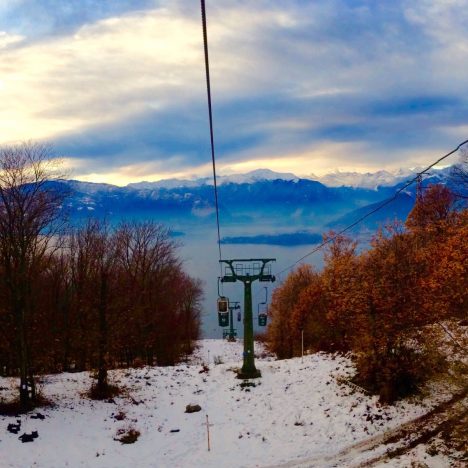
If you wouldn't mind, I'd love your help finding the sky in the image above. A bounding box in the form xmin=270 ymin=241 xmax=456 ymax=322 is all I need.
xmin=0 ymin=0 xmax=467 ymax=186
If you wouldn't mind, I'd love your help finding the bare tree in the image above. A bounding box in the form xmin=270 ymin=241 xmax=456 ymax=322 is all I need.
xmin=114 ymin=221 xmax=179 ymax=365
xmin=178 ymin=274 xmax=203 ymax=356
xmin=69 ymin=219 xmax=118 ymax=397
xmin=0 ymin=142 xmax=66 ymax=409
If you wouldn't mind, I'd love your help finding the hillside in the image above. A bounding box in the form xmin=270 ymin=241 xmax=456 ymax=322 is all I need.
xmin=0 ymin=340 xmax=464 ymax=467
xmin=327 ymin=192 xmax=415 ymax=233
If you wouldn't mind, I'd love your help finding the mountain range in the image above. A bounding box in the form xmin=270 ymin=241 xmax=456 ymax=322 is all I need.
xmin=57 ymin=166 xmax=463 ymax=244
xmin=126 ymin=167 xmax=446 ymax=190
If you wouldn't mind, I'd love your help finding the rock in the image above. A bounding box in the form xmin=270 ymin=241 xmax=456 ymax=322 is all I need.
xmin=185 ymin=404 xmax=202 ymax=413
xmin=199 ymin=365 xmax=209 ymax=374
xmin=19 ymin=432 xmax=37 ymax=443
xmin=7 ymin=423 xmax=20 ymax=434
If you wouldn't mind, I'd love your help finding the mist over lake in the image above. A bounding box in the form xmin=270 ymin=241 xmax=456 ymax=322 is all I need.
xmin=178 ymin=226 xmax=325 ymax=338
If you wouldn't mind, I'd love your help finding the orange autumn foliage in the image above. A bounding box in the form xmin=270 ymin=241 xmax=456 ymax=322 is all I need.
xmin=266 ymin=184 xmax=467 ymax=402
xmin=267 ymin=265 xmax=316 ymax=358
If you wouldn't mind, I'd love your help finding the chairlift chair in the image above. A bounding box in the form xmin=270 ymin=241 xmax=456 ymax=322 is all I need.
xmin=258 ymin=312 xmax=267 ymax=327
xmin=217 ymin=296 xmax=229 ymax=327
xmin=257 ymin=294 xmax=268 ymax=326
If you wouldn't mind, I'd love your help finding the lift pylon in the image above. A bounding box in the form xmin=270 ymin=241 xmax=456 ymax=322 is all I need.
xmin=220 ymin=258 xmax=275 ymax=379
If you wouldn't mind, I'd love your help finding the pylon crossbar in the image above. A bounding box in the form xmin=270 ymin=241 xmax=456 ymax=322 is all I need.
xmin=220 ymin=258 xmax=276 ymax=284
xmin=220 ymin=258 xmax=276 ymax=262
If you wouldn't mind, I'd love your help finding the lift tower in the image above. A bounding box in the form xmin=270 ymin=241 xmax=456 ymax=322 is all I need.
xmin=220 ymin=258 xmax=275 ymax=379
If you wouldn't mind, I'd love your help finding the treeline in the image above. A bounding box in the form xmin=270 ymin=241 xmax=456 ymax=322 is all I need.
xmin=0 ymin=221 xmax=202 ymax=374
xmin=0 ymin=143 xmax=202 ymax=407
xmin=267 ymin=184 xmax=467 ymax=402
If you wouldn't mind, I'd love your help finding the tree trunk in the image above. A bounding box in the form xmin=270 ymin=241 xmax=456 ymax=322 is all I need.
xmin=15 ymin=272 xmax=33 ymax=409
xmin=97 ymin=272 xmax=108 ymax=392
xmin=18 ymin=308 xmax=30 ymax=408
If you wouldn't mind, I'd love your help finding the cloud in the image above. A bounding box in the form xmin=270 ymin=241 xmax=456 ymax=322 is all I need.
xmin=0 ymin=0 xmax=467 ymax=183
xmin=0 ymin=0 xmax=157 ymax=39
xmin=0 ymin=31 xmax=24 ymax=49
xmin=0 ymin=5 xmax=206 ymax=143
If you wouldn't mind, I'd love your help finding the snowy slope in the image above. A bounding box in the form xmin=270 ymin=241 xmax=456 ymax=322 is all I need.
xmin=0 ymin=340 xmax=449 ymax=468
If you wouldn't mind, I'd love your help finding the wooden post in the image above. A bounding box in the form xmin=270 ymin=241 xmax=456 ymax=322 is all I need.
xmin=301 ymin=329 xmax=304 ymax=363
xmin=206 ymin=414 xmax=211 ymax=451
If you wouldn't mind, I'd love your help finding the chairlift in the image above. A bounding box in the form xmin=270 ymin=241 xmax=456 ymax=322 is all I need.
xmin=257 ymin=286 xmax=268 ymax=326
xmin=217 ymin=296 xmax=229 ymax=327
xmin=217 ymin=296 xmax=228 ymax=313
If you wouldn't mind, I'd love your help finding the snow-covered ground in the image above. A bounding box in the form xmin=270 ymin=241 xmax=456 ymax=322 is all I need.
xmin=0 ymin=340 xmax=451 ymax=467
xmin=380 ymin=445 xmax=457 ymax=468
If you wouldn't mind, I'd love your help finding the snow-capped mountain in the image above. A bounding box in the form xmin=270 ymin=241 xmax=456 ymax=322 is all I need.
xmin=308 ymin=166 xmax=452 ymax=189
xmin=218 ymin=168 xmax=298 ymax=184
xmin=126 ymin=166 xmax=452 ymax=192
xmin=309 ymin=169 xmax=411 ymax=189
xmin=54 ymin=165 xmax=461 ymax=241
xmin=127 ymin=169 xmax=298 ymax=190
xmin=128 ymin=178 xmax=210 ymax=190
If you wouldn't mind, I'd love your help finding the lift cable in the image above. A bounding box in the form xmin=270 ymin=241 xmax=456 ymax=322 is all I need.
xmin=275 ymin=139 xmax=468 ymax=278
xmin=199 ymin=2 xmax=467 ymax=289
xmin=200 ymin=0 xmax=222 ymax=266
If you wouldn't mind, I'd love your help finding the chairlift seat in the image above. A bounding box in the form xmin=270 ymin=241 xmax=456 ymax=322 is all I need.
xmin=217 ymin=296 xmax=229 ymax=313
xmin=221 ymin=275 xmax=236 ymax=283
xmin=218 ymin=311 xmax=229 ymax=327
xmin=260 ymin=275 xmax=275 ymax=282
xmin=217 ymin=296 xmax=229 ymax=327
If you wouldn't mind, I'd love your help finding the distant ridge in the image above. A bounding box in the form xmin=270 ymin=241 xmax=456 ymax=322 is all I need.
xmin=127 ymin=168 xmax=298 ymax=190
xmin=57 ymin=165 xmax=459 ymax=235
xmin=308 ymin=166 xmax=452 ymax=189
xmin=125 ymin=166 xmax=452 ymax=191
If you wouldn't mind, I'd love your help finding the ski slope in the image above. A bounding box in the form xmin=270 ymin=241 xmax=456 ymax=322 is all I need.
xmin=0 ymin=340 xmax=451 ymax=467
